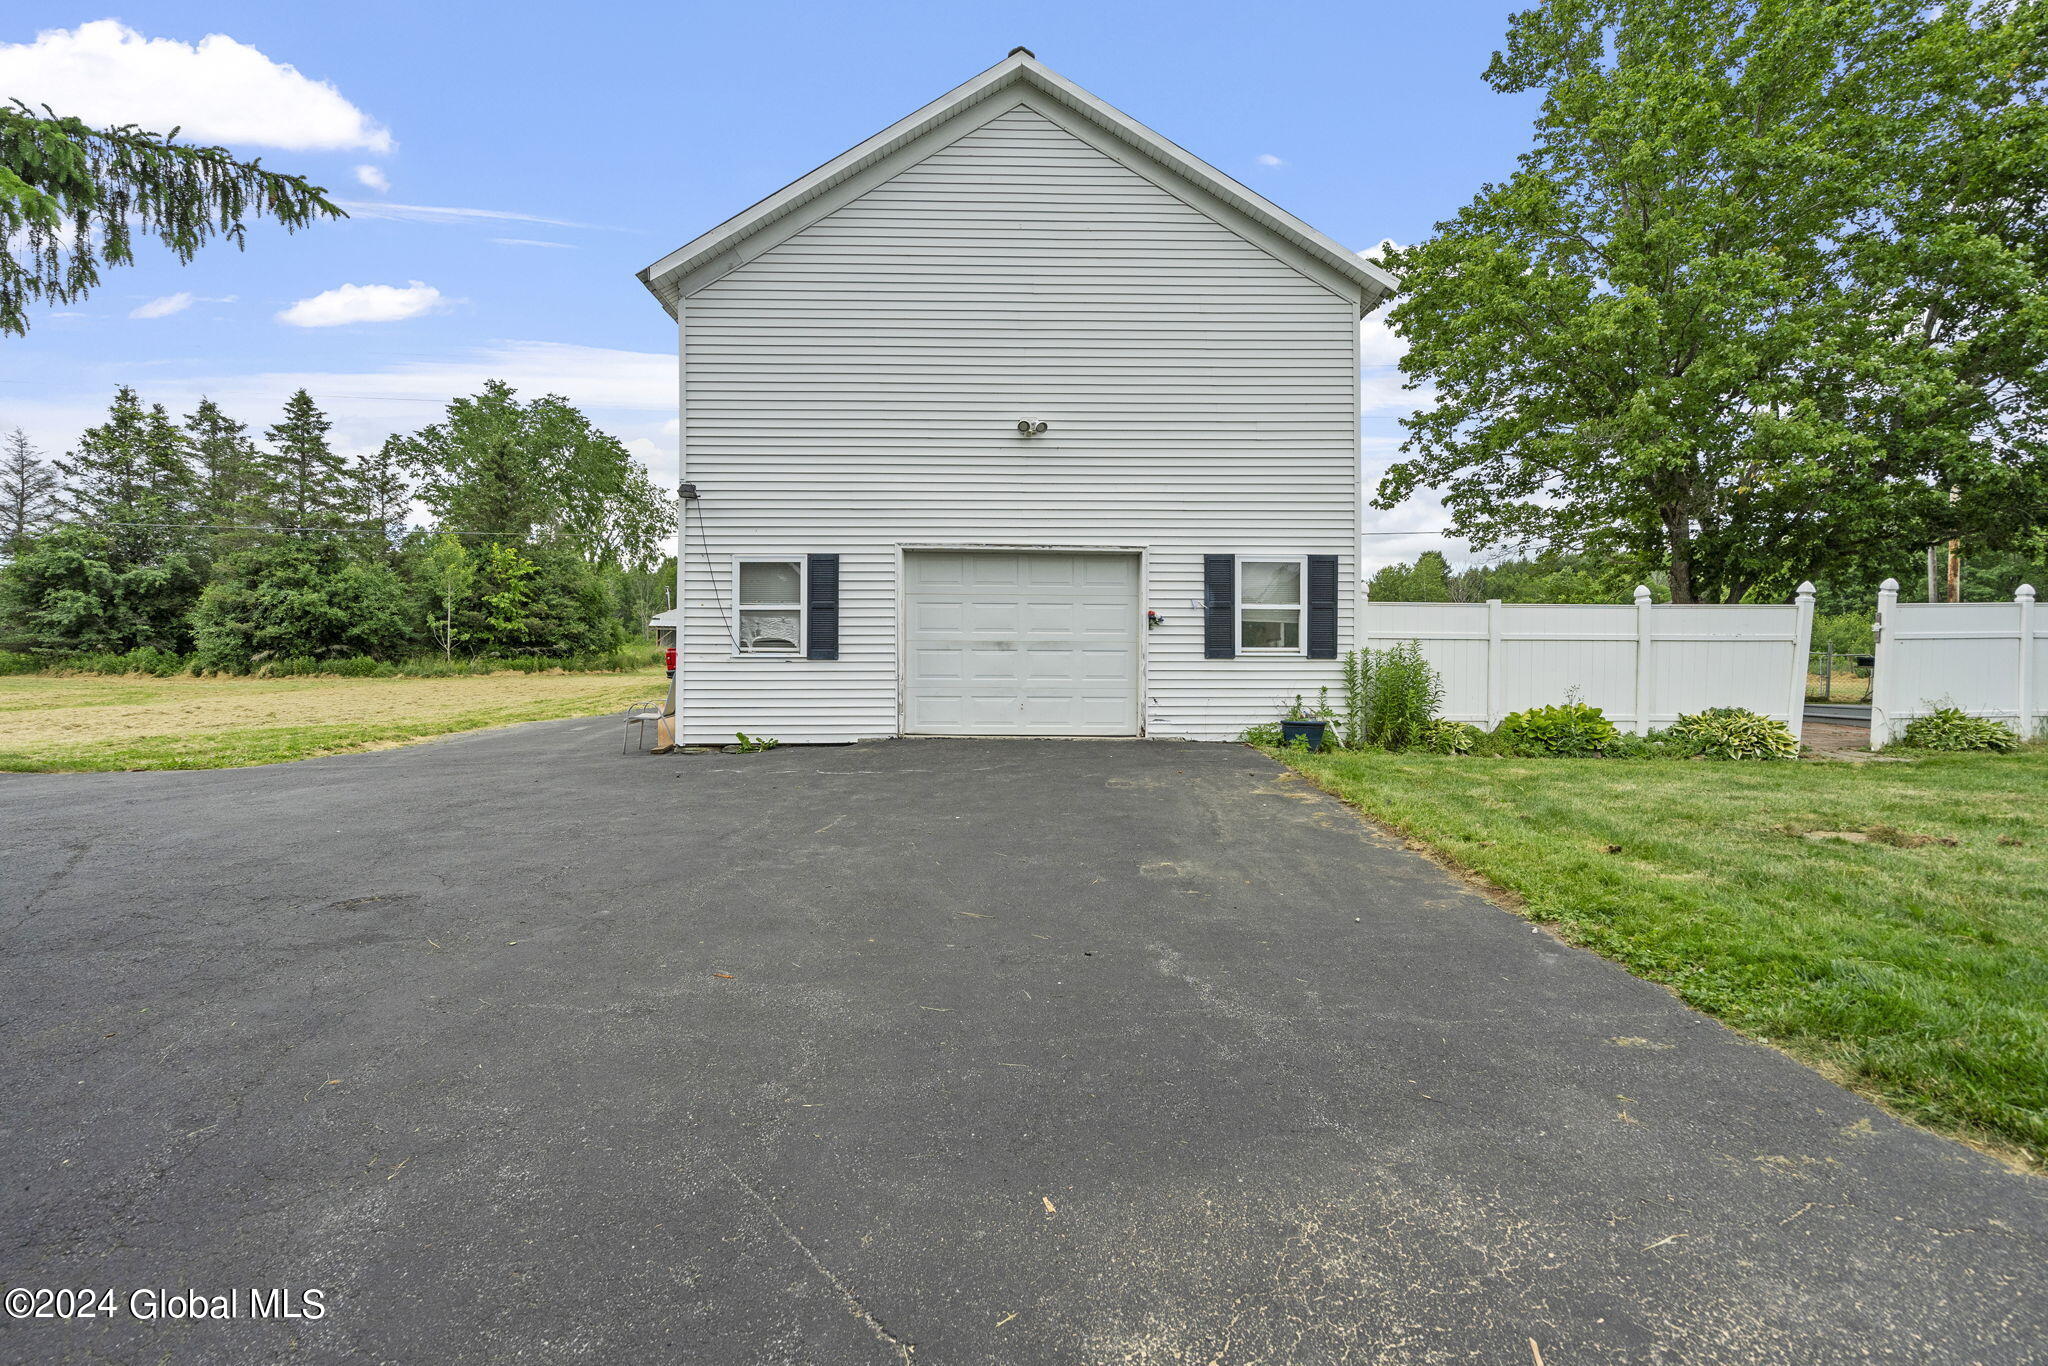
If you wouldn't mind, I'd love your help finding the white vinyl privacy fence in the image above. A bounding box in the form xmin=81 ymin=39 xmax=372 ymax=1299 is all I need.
xmin=1362 ymin=584 xmax=1816 ymax=738
xmin=1870 ymin=580 xmax=2043 ymax=748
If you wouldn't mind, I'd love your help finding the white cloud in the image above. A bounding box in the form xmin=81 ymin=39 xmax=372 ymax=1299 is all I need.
xmin=130 ymin=291 xmax=194 ymax=319
xmin=0 ymin=20 xmax=391 ymax=152
xmin=491 ymin=238 xmax=575 ymax=249
xmin=129 ymin=291 xmax=235 ymax=319
xmin=1254 ymin=153 xmax=1286 ymax=167
xmin=335 ymin=200 xmax=600 ymax=229
xmin=277 ymin=281 xmax=445 ymax=328
xmin=354 ymin=164 xmax=390 ymax=192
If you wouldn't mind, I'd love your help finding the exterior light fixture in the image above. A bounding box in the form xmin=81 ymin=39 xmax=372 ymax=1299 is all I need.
xmin=1016 ymin=420 xmax=1048 ymax=436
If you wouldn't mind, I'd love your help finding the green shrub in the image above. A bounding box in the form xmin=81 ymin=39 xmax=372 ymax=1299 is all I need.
xmin=1420 ymin=718 xmax=1482 ymax=754
xmin=0 ymin=650 xmax=39 ymax=675
xmin=242 ymin=649 xmax=647 ymax=679
xmin=26 ymin=646 xmax=196 ymax=676
xmin=1341 ymin=642 xmax=1443 ymax=750
xmin=1898 ymin=706 xmax=2021 ymax=752
xmin=1809 ymin=612 xmax=1875 ymax=656
xmin=1667 ymin=707 xmax=1800 ymax=760
xmin=1494 ymin=701 xmax=1618 ymax=756
xmin=0 ymin=525 xmax=205 ymax=656
xmin=193 ymin=540 xmax=417 ymax=671
xmin=1239 ymin=721 xmax=1286 ymax=746
xmin=254 ymin=655 xmax=396 ymax=678
xmin=1602 ymin=728 xmax=1695 ymax=759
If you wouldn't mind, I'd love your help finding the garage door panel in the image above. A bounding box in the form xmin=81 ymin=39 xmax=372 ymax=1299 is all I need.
xmin=909 ymin=600 xmax=967 ymax=632
xmin=964 ymin=646 xmax=1022 ymax=682
xmin=1020 ymin=600 xmax=1085 ymax=634
xmin=968 ymin=557 xmax=1024 ymax=587
xmin=1023 ymin=556 xmax=1081 ymax=587
xmin=1075 ymin=645 xmax=1136 ymax=680
xmin=1073 ymin=602 xmax=1131 ymax=635
xmin=966 ymin=601 xmax=1024 ymax=633
xmin=905 ymin=551 xmax=1139 ymax=736
xmin=1079 ymin=557 xmax=1133 ymax=587
xmin=1020 ymin=646 xmax=1084 ymax=681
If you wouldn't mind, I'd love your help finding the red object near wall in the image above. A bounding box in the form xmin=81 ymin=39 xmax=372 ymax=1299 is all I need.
xmin=664 ymin=647 xmax=677 ymax=675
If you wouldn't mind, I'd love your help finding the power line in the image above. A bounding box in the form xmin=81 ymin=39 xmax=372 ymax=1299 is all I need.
xmin=88 ymin=519 xmax=498 ymax=536
xmin=87 ymin=518 xmax=1462 ymax=539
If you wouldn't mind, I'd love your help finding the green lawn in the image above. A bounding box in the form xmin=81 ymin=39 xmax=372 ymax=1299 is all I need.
xmin=0 ymin=669 xmax=667 ymax=773
xmin=1275 ymin=744 xmax=2048 ymax=1168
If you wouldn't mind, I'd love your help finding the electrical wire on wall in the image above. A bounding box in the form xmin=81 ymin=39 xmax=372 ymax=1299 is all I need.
xmin=686 ymin=495 xmax=734 ymax=641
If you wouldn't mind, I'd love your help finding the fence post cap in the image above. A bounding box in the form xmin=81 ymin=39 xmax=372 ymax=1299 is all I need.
xmin=1879 ymin=577 xmax=1900 ymax=594
xmin=1796 ymin=580 xmax=1816 ymax=599
xmin=1633 ymin=584 xmax=1652 ymax=604
xmin=2019 ymin=583 xmax=2038 ymax=602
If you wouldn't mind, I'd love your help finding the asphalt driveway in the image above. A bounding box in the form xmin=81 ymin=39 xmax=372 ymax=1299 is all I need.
xmin=3 ymin=722 xmax=2042 ymax=1363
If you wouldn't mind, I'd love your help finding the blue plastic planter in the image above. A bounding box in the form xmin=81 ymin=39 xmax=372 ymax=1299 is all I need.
xmin=1279 ymin=719 xmax=1328 ymax=752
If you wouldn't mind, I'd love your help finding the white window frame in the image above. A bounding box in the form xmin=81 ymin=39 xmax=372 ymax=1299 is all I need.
xmin=730 ymin=555 xmax=806 ymax=657
xmin=1236 ymin=555 xmax=1307 ymax=656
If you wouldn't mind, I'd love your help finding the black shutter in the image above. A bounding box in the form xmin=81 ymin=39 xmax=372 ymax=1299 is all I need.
xmin=1203 ymin=555 xmax=1236 ymax=659
xmin=806 ymin=554 xmax=840 ymax=659
xmin=1306 ymin=555 xmax=1339 ymax=659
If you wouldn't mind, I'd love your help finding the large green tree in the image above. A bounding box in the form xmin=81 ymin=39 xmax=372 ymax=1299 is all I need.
xmin=392 ymin=381 xmax=670 ymax=567
xmin=0 ymin=524 xmax=205 ymax=654
xmin=1378 ymin=0 xmax=2048 ymax=602
xmin=350 ymin=435 xmax=413 ymax=547
xmin=2 ymin=388 xmax=209 ymax=651
xmin=56 ymin=387 xmax=201 ymax=569
xmin=0 ymin=101 xmax=342 ymax=335
xmin=0 ymin=428 xmax=62 ymax=557
xmin=191 ymin=538 xmax=415 ymax=670
xmin=261 ymin=389 xmax=351 ymax=531
xmin=184 ymin=398 xmax=266 ymax=547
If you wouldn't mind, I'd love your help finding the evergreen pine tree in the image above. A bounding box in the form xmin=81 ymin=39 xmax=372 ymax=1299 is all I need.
xmin=0 ymin=428 xmax=62 ymax=557
xmin=6 ymin=390 xmax=206 ymax=653
xmin=261 ymin=388 xmax=349 ymax=532
xmin=56 ymin=387 xmax=200 ymax=567
xmin=184 ymin=398 xmax=265 ymax=544
xmin=350 ymin=435 xmax=413 ymax=547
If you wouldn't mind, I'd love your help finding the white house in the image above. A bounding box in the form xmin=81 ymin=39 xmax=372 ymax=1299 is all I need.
xmin=638 ymin=49 xmax=1395 ymax=744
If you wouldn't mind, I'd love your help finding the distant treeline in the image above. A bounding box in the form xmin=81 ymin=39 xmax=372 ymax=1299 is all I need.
xmin=0 ymin=380 xmax=675 ymax=672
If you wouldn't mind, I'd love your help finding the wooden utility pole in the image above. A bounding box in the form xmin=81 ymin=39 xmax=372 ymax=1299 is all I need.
xmin=1945 ymin=487 xmax=1962 ymax=603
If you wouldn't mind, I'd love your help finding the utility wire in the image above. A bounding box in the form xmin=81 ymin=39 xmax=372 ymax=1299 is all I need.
xmin=81 ymin=518 xmax=1468 ymax=541
xmin=86 ymin=520 xmax=504 ymax=536
xmin=687 ymin=497 xmax=734 ymax=639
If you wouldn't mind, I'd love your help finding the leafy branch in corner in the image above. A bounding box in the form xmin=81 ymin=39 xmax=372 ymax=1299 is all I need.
xmin=0 ymin=100 xmax=346 ymax=335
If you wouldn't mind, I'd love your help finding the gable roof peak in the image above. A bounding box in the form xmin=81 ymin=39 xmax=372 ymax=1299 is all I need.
xmin=638 ymin=52 xmax=1396 ymax=315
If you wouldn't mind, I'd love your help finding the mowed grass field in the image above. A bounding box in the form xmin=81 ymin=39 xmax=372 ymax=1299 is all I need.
xmin=1278 ymin=745 xmax=2048 ymax=1167
xmin=0 ymin=668 xmax=667 ymax=773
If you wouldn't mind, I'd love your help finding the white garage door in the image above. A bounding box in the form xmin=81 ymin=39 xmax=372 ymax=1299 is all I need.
xmin=904 ymin=551 xmax=1140 ymax=736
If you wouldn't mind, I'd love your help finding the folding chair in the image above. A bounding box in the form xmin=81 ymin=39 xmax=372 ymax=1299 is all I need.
xmin=622 ymin=699 xmax=667 ymax=754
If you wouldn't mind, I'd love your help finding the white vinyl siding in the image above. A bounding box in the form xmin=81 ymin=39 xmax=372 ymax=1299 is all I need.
xmin=675 ymin=95 xmax=1358 ymax=743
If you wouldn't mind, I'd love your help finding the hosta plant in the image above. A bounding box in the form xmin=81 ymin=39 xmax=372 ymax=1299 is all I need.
xmin=1897 ymin=707 xmax=2020 ymax=753
xmin=1668 ymin=707 xmax=1799 ymax=761
xmin=1420 ymin=718 xmax=1482 ymax=754
xmin=1494 ymin=702 xmax=1617 ymax=757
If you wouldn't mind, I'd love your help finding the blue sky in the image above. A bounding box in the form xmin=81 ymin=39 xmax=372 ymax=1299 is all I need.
xmin=3 ymin=1 xmax=1542 ymax=565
